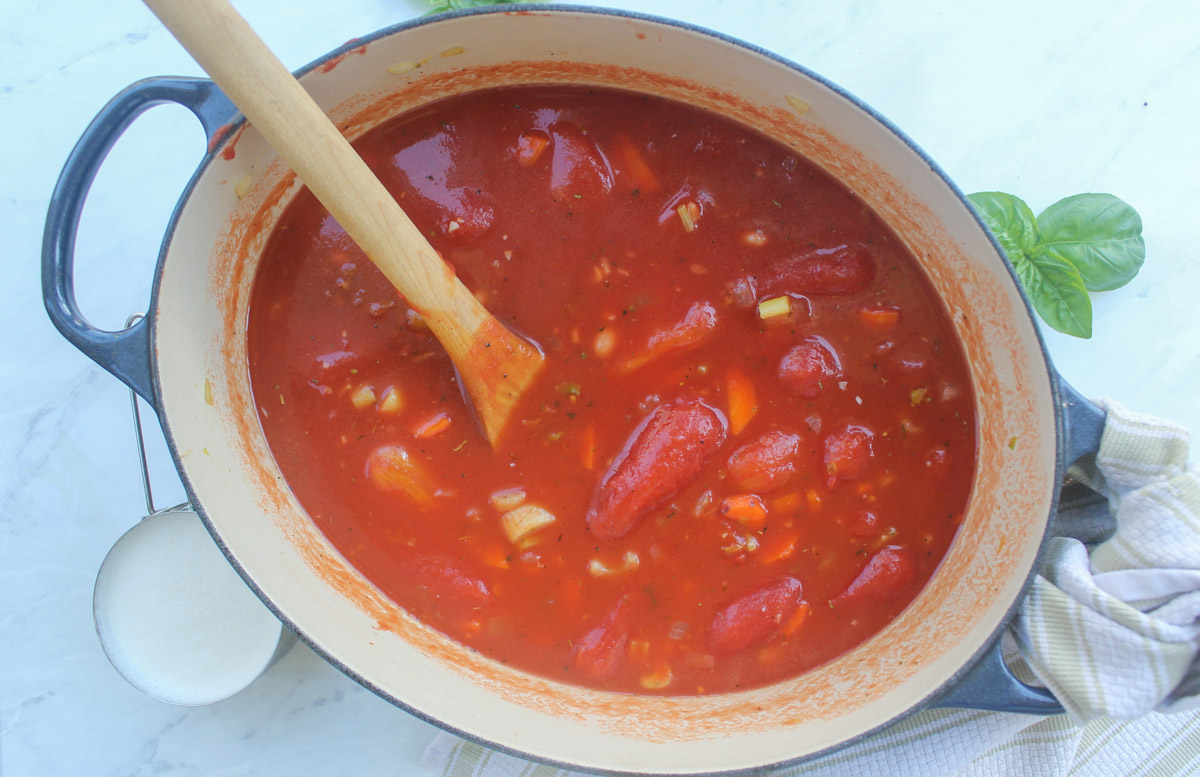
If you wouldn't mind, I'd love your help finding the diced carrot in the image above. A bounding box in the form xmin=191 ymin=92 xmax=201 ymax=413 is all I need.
xmin=781 ymin=601 xmax=811 ymax=637
xmin=613 ymin=136 xmax=661 ymax=193
xmin=721 ymin=494 xmax=768 ymax=530
xmin=759 ymin=532 xmax=799 ymax=564
xmin=771 ymin=492 xmax=802 ymax=514
xmin=726 ymin=368 xmax=758 ymax=435
xmin=858 ymin=303 xmax=902 ymax=328
xmin=481 ymin=543 xmax=511 ymax=570
xmin=413 ymin=411 xmax=452 ymax=438
xmin=516 ymin=130 xmax=550 ymax=166
xmin=580 ymin=425 xmax=597 ymax=470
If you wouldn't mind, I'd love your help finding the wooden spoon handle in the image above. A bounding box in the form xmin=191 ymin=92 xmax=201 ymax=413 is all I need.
xmin=144 ymin=0 xmax=481 ymax=335
xmin=145 ymin=0 xmax=543 ymax=443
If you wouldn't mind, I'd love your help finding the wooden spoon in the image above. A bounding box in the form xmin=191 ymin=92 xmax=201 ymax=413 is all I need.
xmin=144 ymin=0 xmax=544 ymax=445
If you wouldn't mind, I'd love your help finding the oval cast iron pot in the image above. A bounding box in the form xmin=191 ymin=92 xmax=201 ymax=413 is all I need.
xmin=43 ymin=6 xmax=1104 ymax=774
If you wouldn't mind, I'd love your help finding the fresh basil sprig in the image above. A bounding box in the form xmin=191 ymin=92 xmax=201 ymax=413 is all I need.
xmin=425 ymin=0 xmax=545 ymax=14
xmin=967 ymin=192 xmax=1145 ymax=338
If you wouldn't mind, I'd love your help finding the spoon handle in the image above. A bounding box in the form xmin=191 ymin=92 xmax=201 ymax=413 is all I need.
xmin=143 ymin=0 xmax=480 ymax=330
xmin=143 ymin=0 xmax=542 ymax=443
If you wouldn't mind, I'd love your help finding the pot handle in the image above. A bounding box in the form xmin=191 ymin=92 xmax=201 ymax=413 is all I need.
xmin=933 ymin=374 xmax=1105 ymax=715
xmin=1058 ymin=373 xmax=1106 ymax=466
xmin=41 ymin=77 xmax=236 ymax=406
xmin=932 ymin=638 xmax=1063 ymax=715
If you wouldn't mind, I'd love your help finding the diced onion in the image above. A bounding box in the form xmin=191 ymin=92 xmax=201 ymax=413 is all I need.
xmin=489 ymin=487 xmax=527 ymax=512
xmin=500 ymin=504 xmax=556 ymax=544
xmin=742 ymin=229 xmax=767 ymax=247
xmin=386 ymin=58 xmax=428 ymax=74
xmin=729 ymin=277 xmax=757 ymax=309
xmin=350 ymin=384 xmax=376 ymax=410
xmin=786 ymin=95 xmax=811 ymax=115
xmin=588 ymin=551 xmax=640 ymax=577
xmin=366 ymin=446 xmax=433 ymax=504
xmin=593 ymin=329 xmax=616 ymax=358
xmin=234 ymin=174 xmax=253 ymax=200
xmin=378 ymin=385 xmax=402 ymax=415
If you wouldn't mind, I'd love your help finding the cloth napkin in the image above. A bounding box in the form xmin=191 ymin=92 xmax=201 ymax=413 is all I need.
xmin=421 ymin=401 xmax=1200 ymax=776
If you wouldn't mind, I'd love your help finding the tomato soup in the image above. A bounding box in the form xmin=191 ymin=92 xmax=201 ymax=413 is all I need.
xmin=246 ymin=86 xmax=976 ymax=694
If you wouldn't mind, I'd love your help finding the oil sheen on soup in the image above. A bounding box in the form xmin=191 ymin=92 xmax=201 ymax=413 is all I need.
xmin=246 ymin=86 xmax=976 ymax=695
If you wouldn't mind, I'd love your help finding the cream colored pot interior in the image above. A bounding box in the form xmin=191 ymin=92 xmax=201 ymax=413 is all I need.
xmin=152 ymin=9 xmax=1058 ymax=774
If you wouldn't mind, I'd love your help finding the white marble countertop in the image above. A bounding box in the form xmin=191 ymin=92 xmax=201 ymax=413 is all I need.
xmin=3 ymin=1 xmax=1198 ymax=775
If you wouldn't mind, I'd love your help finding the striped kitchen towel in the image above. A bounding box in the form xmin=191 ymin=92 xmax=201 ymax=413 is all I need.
xmin=421 ymin=401 xmax=1200 ymax=776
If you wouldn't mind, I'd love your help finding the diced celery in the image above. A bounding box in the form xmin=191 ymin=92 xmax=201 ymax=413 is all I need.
xmin=757 ymin=295 xmax=791 ymax=320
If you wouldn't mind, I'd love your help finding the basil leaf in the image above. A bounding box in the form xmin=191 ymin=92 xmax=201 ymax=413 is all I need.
xmin=426 ymin=0 xmax=538 ymax=14
xmin=1015 ymin=250 xmax=1093 ymax=338
xmin=1035 ymin=193 xmax=1144 ymax=292
xmin=966 ymin=191 xmax=1039 ymax=265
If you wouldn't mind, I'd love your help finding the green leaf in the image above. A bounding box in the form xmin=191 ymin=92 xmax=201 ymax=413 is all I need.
xmin=1035 ymin=193 xmax=1145 ymax=291
xmin=1014 ymin=250 xmax=1093 ymax=338
xmin=966 ymin=191 xmax=1039 ymax=266
xmin=426 ymin=0 xmax=543 ymax=15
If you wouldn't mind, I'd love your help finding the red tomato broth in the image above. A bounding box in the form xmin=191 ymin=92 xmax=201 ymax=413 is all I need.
xmin=246 ymin=86 xmax=976 ymax=695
